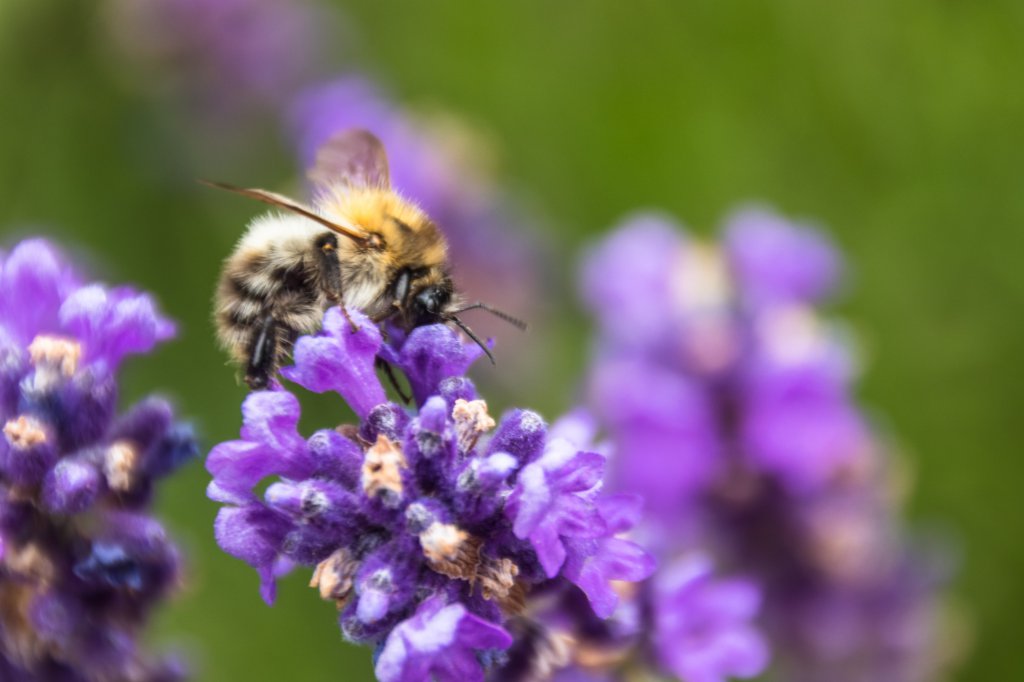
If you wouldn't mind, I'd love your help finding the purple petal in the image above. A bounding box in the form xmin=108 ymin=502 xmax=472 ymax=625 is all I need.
xmin=239 ymin=390 xmax=307 ymax=453
xmin=509 ymin=440 xmax=608 ymax=578
xmin=563 ymin=537 xmax=656 ymax=618
xmin=207 ymin=442 xmax=284 ymax=504
xmin=60 ymin=285 xmax=175 ymax=369
xmin=42 ymin=456 xmax=102 ymax=514
xmin=552 ymin=451 xmax=605 ymax=494
xmin=652 ymin=555 xmax=769 ymax=682
xmin=590 ymin=356 xmax=720 ymax=520
xmin=596 ymin=494 xmax=645 ymax=534
xmin=532 ymin=524 xmax=569 ymax=578
xmin=281 ymin=307 xmax=386 ymax=418
xmin=742 ymin=360 xmax=868 ymax=492
xmin=383 ymin=324 xmax=485 ymax=407
xmin=579 ymin=214 xmax=684 ymax=348
xmin=375 ymin=596 xmax=512 ymax=682
xmin=724 ymin=206 xmax=842 ymax=307
xmin=213 ymin=505 xmax=290 ymax=576
xmin=0 ymin=239 xmax=78 ymax=345
xmin=486 ymin=408 xmax=547 ymax=466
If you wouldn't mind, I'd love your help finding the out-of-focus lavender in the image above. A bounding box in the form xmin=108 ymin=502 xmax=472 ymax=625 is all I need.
xmin=102 ymin=0 xmax=332 ymax=120
xmin=0 ymin=239 xmax=196 ymax=681
xmin=288 ymin=77 xmax=548 ymax=360
xmin=577 ymin=208 xmax=953 ymax=682
xmin=207 ymin=307 xmax=654 ymax=681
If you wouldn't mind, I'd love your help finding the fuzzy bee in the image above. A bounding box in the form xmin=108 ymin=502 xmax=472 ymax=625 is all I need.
xmin=210 ymin=129 xmax=523 ymax=390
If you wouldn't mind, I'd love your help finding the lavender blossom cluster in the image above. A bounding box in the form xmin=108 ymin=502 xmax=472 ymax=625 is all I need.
xmin=207 ymin=308 xmax=654 ymax=682
xmin=578 ymin=209 xmax=947 ymax=682
xmin=0 ymin=239 xmax=196 ymax=681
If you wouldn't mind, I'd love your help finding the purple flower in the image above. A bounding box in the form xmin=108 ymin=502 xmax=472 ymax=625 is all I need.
xmin=379 ymin=323 xmax=486 ymax=408
xmin=559 ymin=495 xmax=656 ymax=620
xmin=61 ymin=285 xmax=176 ymax=372
xmin=281 ymin=309 xmax=387 ymax=417
xmin=375 ymin=597 xmax=514 ymax=682
xmin=581 ymin=212 xmax=740 ymax=376
xmin=739 ymin=321 xmax=869 ymax=493
xmin=508 ymin=438 xmax=607 ymax=578
xmin=575 ymin=209 xmax=951 ymax=681
xmin=724 ymin=207 xmax=842 ymax=308
xmin=651 ymin=555 xmax=768 ymax=682
xmin=588 ymin=356 xmax=720 ymax=520
xmin=580 ymin=213 xmax=686 ymax=354
xmin=207 ymin=306 xmax=654 ymax=680
xmin=0 ymin=239 xmax=195 ymax=681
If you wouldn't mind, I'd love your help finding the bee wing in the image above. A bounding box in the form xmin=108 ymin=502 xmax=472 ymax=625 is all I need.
xmin=308 ymin=129 xmax=391 ymax=190
xmin=200 ymin=181 xmax=371 ymax=243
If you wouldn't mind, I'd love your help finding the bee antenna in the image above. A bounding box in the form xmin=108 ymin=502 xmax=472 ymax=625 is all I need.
xmin=197 ymin=179 xmax=372 ymax=244
xmin=449 ymin=316 xmax=496 ymax=365
xmin=451 ymin=302 xmax=528 ymax=331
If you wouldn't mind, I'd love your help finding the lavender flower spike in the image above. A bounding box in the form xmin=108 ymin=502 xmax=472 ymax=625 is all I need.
xmin=0 ymin=238 xmax=196 ymax=681
xmin=207 ymin=307 xmax=654 ymax=680
xmin=578 ymin=208 xmax=953 ymax=682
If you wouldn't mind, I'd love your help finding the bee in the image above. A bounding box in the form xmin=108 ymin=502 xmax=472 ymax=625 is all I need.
xmin=209 ymin=129 xmax=524 ymax=390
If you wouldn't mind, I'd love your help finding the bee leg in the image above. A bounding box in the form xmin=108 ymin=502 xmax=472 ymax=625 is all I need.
xmin=324 ymin=290 xmax=360 ymax=334
xmin=245 ymin=314 xmax=278 ymax=390
xmin=376 ymin=357 xmax=411 ymax=404
xmin=318 ymin=235 xmax=360 ymax=334
xmin=338 ymin=303 xmax=360 ymax=334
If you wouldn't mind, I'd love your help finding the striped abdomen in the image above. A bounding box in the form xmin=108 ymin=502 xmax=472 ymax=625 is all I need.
xmin=215 ymin=231 xmax=339 ymax=388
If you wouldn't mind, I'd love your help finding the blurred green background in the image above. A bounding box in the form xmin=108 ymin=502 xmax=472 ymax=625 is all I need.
xmin=1 ymin=0 xmax=1021 ymax=680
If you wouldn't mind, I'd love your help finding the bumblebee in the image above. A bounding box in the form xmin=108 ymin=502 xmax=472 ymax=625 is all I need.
xmin=211 ymin=129 xmax=522 ymax=389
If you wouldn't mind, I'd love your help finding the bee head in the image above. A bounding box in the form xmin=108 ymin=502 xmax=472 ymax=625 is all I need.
xmin=411 ymin=284 xmax=451 ymax=326
xmin=390 ymin=267 xmax=453 ymax=328
xmin=390 ymin=271 xmax=526 ymax=367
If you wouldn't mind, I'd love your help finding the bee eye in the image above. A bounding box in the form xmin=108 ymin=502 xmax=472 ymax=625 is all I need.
xmin=415 ymin=288 xmax=440 ymax=315
xmin=391 ymin=268 xmax=412 ymax=304
xmin=413 ymin=286 xmax=450 ymax=323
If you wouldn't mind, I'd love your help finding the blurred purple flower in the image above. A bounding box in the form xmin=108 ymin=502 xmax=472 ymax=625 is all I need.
xmin=724 ymin=208 xmax=842 ymax=308
xmin=576 ymin=207 xmax=952 ymax=681
xmin=104 ymin=0 xmax=331 ymax=116
xmin=0 ymin=239 xmax=195 ymax=681
xmin=651 ymin=555 xmax=768 ymax=682
xmin=588 ymin=356 xmax=720 ymax=521
xmin=581 ymin=213 xmax=740 ymax=376
xmin=207 ymin=307 xmax=653 ymax=681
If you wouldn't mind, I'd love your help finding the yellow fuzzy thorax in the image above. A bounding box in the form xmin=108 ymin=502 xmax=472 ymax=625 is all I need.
xmin=317 ymin=186 xmax=448 ymax=267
